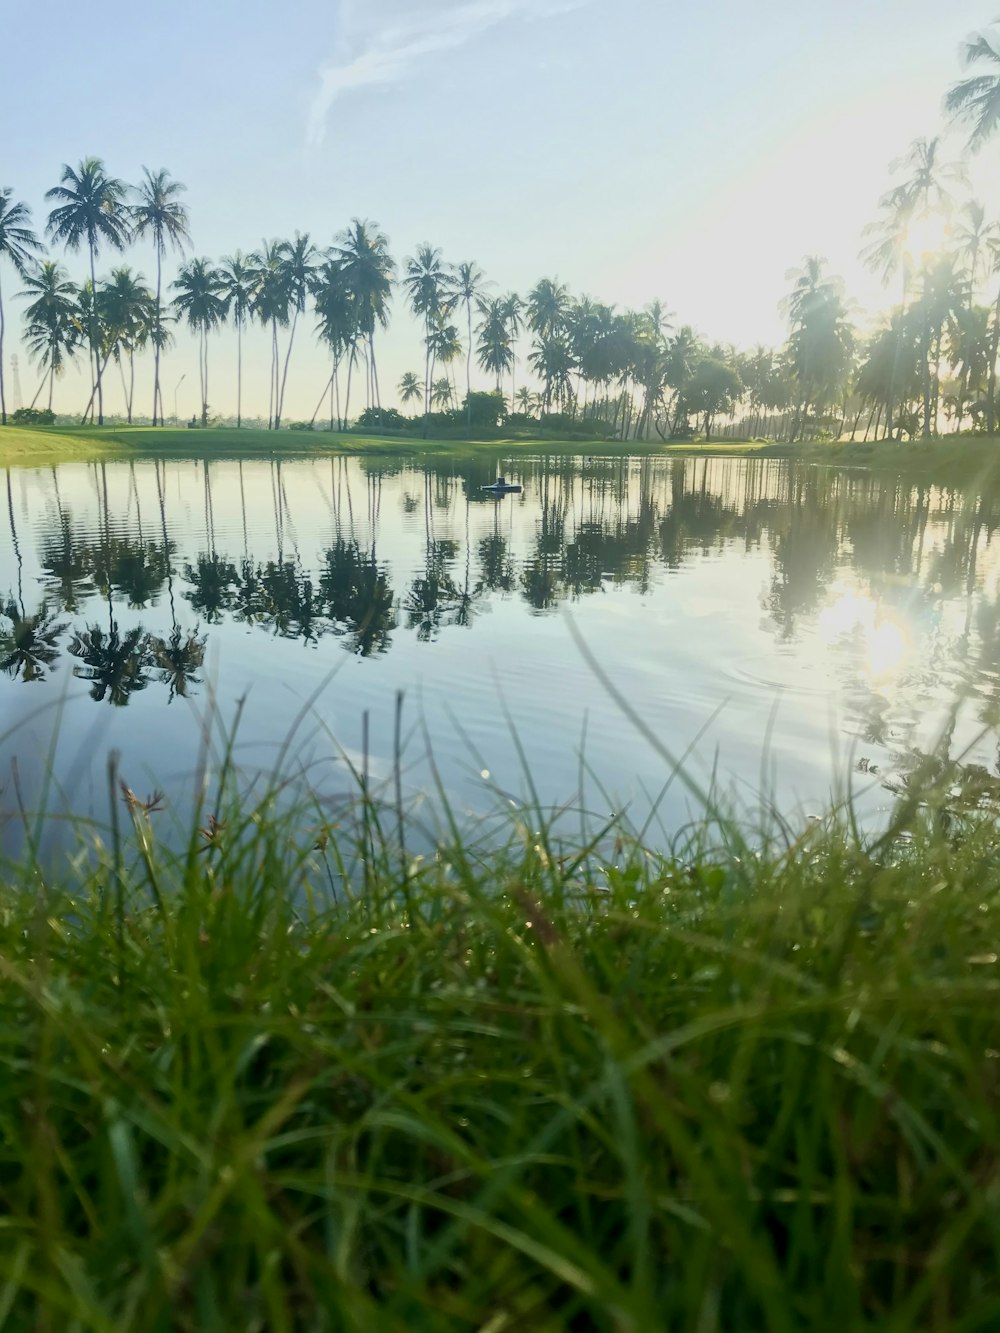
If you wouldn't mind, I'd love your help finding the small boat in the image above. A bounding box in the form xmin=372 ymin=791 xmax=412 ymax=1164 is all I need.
xmin=482 ymin=475 xmax=523 ymax=495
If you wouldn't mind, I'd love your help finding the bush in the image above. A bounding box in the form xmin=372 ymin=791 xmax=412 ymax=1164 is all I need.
xmin=10 ymin=407 xmax=56 ymax=426
xmin=354 ymin=407 xmax=409 ymax=430
xmin=538 ymin=412 xmax=612 ymax=439
xmin=462 ymin=390 xmax=508 ymax=429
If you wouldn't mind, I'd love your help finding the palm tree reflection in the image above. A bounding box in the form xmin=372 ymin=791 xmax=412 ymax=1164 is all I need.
xmin=150 ymin=625 xmax=206 ymax=701
xmin=68 ymin=622 xmax=151 ymax=705
xmin=0 ymin=599 xmax=66 ymax=682
xmin=319 ymin=539 xmax=396 ymax=656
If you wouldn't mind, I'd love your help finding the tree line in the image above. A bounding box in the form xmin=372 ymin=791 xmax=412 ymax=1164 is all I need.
xmin=5 ymin=23 xmax=1000 ymax=439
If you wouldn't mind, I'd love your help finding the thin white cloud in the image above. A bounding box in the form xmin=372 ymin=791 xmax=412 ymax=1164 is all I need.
xmin=307 ymin=0 xmax=585 ymax=146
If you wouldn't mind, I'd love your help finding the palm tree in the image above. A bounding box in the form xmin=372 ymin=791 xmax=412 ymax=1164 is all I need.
xmin=529 ymin=334 xmax=575 ymax=411
xmin=172 ymin=258 xmax=227 ymax=426
xmin=946 ymin=23 xmax=1000 ymax=151
xmin=947 ymin=303 xmax=992 ymax=427
xmin=428 ymin=319 xmax=462 ymax=405
xmin=781 ymin=257 xmax=855 ymax=440
xmin=311 ymin=256 xmax=356 ymax=429
xmin=100 ymin=267 xmax=154 ymax=423
xmin=251 ymin=240 xmax=291 ymax=429
xmin=333 ymin=219 xmax=395 ymax=422
xmin=451 ymin=261 xmax=489 ymax=431
xmin=501 ymin=292 xmax=523 ymax=408
xmin=881 ymin=137 xmax=965 ymax=219
xmin=403 ymin=244 xmax=448 ymax=418
xmin=515 ymin=386 xmax=537 ymax=417
xmin=45 ymin=158 xmax=131 ymax=425
xmin=476 ymin=297 xmax=513 ymax=392
xmin=861 ymin=138 xmax=964 ymax=437
xmin=0 ymin=189 xmax=43 ymax=426
xmin=431 ymin=378 xmax=454 ymax=410
xmin=953 ymin=200 xmax=998 ymax=302
xmin=218 ymin=252 xmax=257 ymax=428
xmin=275 ymin=232 xmax=318 ymax=430
xmin=130 ymin=168 xmax=190 ymax=425
xmin=399 ymin=371 xmax=422 ymax=406
xmin=19 ymin=260 xmax=79 ymax=410
xmin=527 ymin=277 xmax=570 ymax=340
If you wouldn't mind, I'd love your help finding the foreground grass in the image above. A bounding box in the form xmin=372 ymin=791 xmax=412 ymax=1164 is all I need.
xmin=2 ymin=759 xmax=1000 ymax=1332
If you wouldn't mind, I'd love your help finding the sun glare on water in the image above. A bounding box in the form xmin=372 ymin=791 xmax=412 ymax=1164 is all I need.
xmin=817 ymin=584 xmax=910 ymax=685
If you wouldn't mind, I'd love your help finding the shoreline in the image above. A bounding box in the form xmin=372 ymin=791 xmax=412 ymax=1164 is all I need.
xmin=3 ymin=423 xmax=1000 ymax=490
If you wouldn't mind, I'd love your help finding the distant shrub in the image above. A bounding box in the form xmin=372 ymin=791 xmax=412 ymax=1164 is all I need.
xmin=461 ymin=391 xmax=508 ymax=429
xmin=538 ymin=413 xmax=611 ymax=439
xmin=355 ymin=407 xmax=408 ymax=430
xmin=286 ymin=421 xmax=315 ymax=432
xmin=10 ymin=407 xmax=56 ymax=426
xmin=422 ymin=410 xmax=460 ymax=430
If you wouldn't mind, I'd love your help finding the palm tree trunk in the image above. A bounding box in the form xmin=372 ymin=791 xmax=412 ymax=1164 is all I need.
xmin=0 ymin=268 xmax=6 ymax=426
xmin=922 ymin=279 xmax=932 ymax=440
xmin=987 ymin=280 xmax=1000 ymax=436
xmin=153 ymin=239 xmax=162 ymax=426
xmin=310 ymin=372 xmax=333 ymax=425
xmin=370 ymin=333 xmax=382 ymax=423
xmin=422 ymin=318 xmax=431 ymax=440
xmin=334 ymin=359 xmax=341 ymax=432
xmin=236 ymin=316 xmax=243 ymax=429
xmin=267 ymin=320 xmax=277 ymax=429
xmin=202 ymin=325 xmax=209 ymax=427
xmin=276 ymin=304 xmax=301 ymax=430
xmin=81 ymin=349 xmax=114 ymax=422
xmin=128 ymin=349 xmax=135 ymax=424
xmin=466 ymin=299 xmax=473 ymax=433
xmin=344 ymin=347 xmax=354 ymax=430
xmin=198 ymin=325 xmax=206 ymax=427
xmin=89 ymin=240 xmax=105 ymax=426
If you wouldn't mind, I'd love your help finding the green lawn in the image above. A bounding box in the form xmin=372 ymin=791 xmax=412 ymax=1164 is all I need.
xmin=1 ymin=759 xmax=999 ymax=1330
xmin=1 ymin=422 xmax=652 ymax=467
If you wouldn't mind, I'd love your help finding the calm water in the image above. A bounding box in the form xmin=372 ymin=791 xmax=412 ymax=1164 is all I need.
xmin=2 ymin=450 xmax=999 ymax=845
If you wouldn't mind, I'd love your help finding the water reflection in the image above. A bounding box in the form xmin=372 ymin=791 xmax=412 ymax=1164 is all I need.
xmin=2 ymin=453 xmax=1000 ymax=816
xmin=1 ymin=599 xmax=65 ymax=682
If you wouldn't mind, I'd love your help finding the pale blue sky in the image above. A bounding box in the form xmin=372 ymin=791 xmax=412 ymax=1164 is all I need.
xmin=3 ymin=0 xmax=998 ymax=421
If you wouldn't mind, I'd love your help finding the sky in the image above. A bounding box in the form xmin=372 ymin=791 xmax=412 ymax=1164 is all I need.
xmin=3 ymin=0 xmax=1000 ymax=423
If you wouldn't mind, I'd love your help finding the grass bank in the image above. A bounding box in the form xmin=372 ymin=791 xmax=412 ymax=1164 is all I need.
xmin=2 ymin=756 xmax=1000 ymax=1331
xmin=0 ymin=425 xmax=126 ymax=466
xmin=0 ymin=423 xmax=657 ymax=468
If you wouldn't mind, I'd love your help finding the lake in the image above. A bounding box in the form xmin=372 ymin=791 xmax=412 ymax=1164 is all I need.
xmin=3 ymin=450 xmax=999 ymax=847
